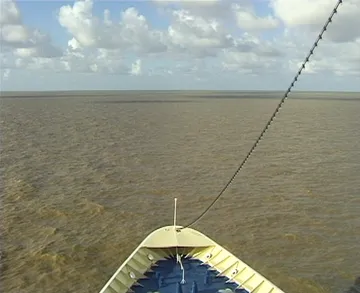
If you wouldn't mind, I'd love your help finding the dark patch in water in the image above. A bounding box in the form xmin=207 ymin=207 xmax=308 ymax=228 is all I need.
xmin=92 ymin=100 xmax=198 ymax=104
xmin=342 ymin=277 xmax=360 ymax=293
xmin=193 ymin=95 xmax=360 ymax=101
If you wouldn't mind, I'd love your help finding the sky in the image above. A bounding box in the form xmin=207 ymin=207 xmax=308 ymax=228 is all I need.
xmin=0 ymin=0 xmax=360 ymax=91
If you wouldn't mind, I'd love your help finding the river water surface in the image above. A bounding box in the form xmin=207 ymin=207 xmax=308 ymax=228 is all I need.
xmin=1 ymin=91 xmax=359 ymax=293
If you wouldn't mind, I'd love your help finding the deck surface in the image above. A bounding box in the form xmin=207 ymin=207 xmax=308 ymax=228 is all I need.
xmin=131 ymin=257 xmax=249 ymax=293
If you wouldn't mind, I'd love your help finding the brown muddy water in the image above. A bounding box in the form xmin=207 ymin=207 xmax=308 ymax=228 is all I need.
xmin=0 ymin=91 xmax=359 ymax=293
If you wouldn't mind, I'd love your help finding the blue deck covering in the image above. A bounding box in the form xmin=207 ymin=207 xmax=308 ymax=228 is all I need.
xmin=131 ymin=257 xmax=249 ymax=293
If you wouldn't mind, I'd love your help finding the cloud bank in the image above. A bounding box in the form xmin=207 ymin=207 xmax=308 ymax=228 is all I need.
xmin=1 ymin=0 xmax=359 ymax=90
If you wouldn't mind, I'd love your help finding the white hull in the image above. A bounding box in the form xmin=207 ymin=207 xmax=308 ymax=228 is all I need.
xmin=99 ymin=226 xmax=285 ymax=293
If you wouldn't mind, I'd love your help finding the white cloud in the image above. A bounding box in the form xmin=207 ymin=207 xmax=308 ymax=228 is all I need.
xmin=154 ymin=0 xmax=232 ymax=19
xmin=278 ymin=8 xmax=360 ymax=77
xmin=1 ymin=0 xmax=359 ymax=88
xmin=0 ymin=0 xmax=61 ymax=58
xmin=68 ymin=38 xmax=81 ymax=51
xmin=103 ymin=9 xmax=112 ymax=26
xmin=130 ymin=59 xmax=142 ymax=76
xmin=14 ymin=47 xmax=37 ymax=58
xmin=57 ymin=48 xmax=130 ymax=74
xmin=58 ymin=0 xmax=97 ymax=47
xmin=154 ymin=0 xmax=219 ymax=3
xmin=267 ymin=0 xmax=360 ymax=78
xmin=0 ymin=0 xmax=21 ymax=25
xmin=289 ymin=38 xmax=360 ymax=76
xmin=1 ymin=68 xmax=11 ymax=81
xmin=271 ymin=0 xmax=360 ymax=42
xmin=89 ymin=63 xmax=98 ymax=73
xmin=222 ymin=49 xmax=281 ymax=75
xmin=57 ymin=0 xmax=239 ymax=58
xmin=232 ymin=3 xmax=279 ymax=31
xmin=167 ymin=9 xmax=234 ymax=57
xmin=58 ymin=1 xmax=167 ymax=53
xmin=271 ymin=0 xmax=335 ymax=27
xmin=2 ymin=47 xmax=131 ymax=76
xmin=1 ymin=24 xmax=28 ymax=43
xmin=1 ymin=0 xmax=286 ymax=77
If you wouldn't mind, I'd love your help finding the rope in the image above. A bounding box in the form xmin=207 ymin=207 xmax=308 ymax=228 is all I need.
xmin=182 ymin=0 xmax=343 ymax=229
xmin=173 ymin=198 xmax=186 ymax=284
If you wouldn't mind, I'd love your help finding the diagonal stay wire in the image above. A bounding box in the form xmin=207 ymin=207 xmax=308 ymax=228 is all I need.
xmin=183 ymin=0 xmax=343 ymax=229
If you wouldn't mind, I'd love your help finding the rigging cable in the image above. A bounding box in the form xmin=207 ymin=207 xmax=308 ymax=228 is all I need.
xmin=182 ymin=0 xmax=343 ymax=229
